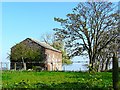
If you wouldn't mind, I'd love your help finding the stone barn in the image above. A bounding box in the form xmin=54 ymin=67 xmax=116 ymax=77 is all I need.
xmin=10 ymin=38 xmax=62 ymax=71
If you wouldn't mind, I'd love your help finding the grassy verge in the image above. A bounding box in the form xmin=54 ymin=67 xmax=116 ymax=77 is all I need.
xmin=2 ymin=71 xmax=120 ymax=89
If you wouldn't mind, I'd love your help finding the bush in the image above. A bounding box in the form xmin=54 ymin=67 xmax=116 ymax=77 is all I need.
xmin=32 ymin=66 xmax=44 ymax=71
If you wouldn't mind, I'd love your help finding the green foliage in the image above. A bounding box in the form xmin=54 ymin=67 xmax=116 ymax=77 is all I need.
xmin=52 ymin=41 xmax=63 ymax=50
xmin=52 ymin=40 xmax=72 ymax=65
xmin=61 ymin=50 xmax=72 ymax=65
xmin=10 ymin=43 xmax=43 ymax=62
xmin=32 ymin=66 xmax=43 ymax=71
xmin=2 ymin=71 xmax=120 ymax=89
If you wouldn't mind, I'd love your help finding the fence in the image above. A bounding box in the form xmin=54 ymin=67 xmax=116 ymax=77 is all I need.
xmin=0 ymin=61 xmax=89 ymax=71
xmin=0 ymin=62 xmax=9 ymax=70
xmin=0 ymin=60 xmax=120 ymax=71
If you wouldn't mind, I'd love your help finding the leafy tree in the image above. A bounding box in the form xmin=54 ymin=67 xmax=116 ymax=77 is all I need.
xmin=52 ymin=41 xmax=72 ymax=65
xmin=10 ymin=43 xmax=43 ymax=69
xmin=54 ymin=2 xmax=119 ymax=70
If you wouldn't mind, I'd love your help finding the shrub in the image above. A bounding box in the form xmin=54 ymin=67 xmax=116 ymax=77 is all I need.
xmin=32 ymin=66 xmax=44 ymax=71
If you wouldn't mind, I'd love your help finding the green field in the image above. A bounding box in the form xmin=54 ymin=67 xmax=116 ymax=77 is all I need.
xmin=1 ymin=71 xmax=120 ymax=89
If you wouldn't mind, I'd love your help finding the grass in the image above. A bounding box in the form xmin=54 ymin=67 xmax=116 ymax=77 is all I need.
xmin=1 ymin=70 xmax=120 ymax=89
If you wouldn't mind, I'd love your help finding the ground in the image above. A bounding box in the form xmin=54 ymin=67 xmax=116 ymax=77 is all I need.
xmin=2 ymin=71 xmax=120 ymax=89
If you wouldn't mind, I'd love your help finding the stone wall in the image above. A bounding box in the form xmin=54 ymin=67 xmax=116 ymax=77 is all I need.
xmin=45 ymin=49 xmax=62 ymax=71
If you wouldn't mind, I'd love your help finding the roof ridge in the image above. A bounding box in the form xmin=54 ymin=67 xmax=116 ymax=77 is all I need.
xmin=27 ymin=38 xmax=61 ymax=53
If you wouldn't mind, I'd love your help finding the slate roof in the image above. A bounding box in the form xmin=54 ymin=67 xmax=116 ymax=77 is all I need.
xmin=27 ymin=38 xmax=61 ymax=53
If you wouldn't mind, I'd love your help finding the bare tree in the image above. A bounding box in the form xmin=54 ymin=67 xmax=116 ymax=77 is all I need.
xmin=41 ymin=33 xmax=72 ymax=65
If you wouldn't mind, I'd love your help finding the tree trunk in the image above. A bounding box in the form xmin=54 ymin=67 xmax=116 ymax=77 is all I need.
xmin=105 ymin=58 xmax=110 ymax=71
xmin=89 ymin=58 xmax=92 ymax=72
xmin=100 ymin=58 xmax=104 ymax=72
xmin=112 ymin=52 xmax=119 ymax=90
xmin=22 ymin=57 xmax=26 ymax=70
xmin=88 ymin=52 xmax=93 ymax=72
xmin=24 ymin=63 xmax=26 ymax=70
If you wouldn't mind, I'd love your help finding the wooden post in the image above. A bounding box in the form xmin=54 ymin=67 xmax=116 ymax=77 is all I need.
xmin=6 ymin=63 xmax=8 ymax=70
xmin=6 ymin=63 xmax=7 ymax=70
xmin=0 ymin=62 xmax=2 ymax=70
xmin=0 ymin=62 xmax=2 ymax=90
xmin=51 ymin=63 xmax=53 ymax=71
xmin=14 ymin=63 xmax=16 ymax=70
xmin=63 ymin=66 xmax=65 ymax=71
xmin=112 ymin=52 xmax=119 ymax=90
